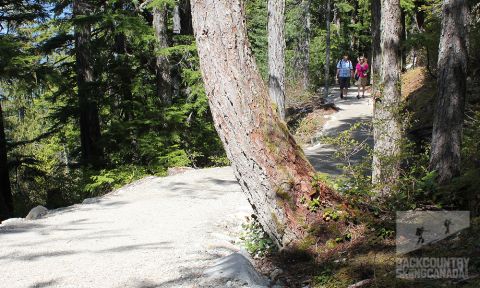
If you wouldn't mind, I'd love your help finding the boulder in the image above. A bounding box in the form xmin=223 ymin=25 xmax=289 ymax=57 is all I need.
xmin=26 ymin=206 xmax=48 ymax=220
xmin=201 ymin=252 xmax=269 ymax=287
xmin=82 ymin=198 xmax=99 ymax=204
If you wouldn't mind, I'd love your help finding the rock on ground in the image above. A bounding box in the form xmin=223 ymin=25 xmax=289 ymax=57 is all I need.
xmin=25 ymin=205 xmax=48 ymax=220
xmin=201 ymin=251 xmax=270 ymax=287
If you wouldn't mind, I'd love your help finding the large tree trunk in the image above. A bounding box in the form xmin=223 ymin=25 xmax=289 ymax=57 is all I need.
xmin=430 ymin=0 xmax=468 ymax=184
xmin=372 ymin=0 xmax=403 ymax=195
xmin=74 ymin=0 xmax=103 ymax=167
xmin=153 ymin=5 xmax=173 ymax=105
xmin=0 ymin=102 xmax=13 ymax=222
xmin=371 ymin=0 xmax=381 ymax=91
xmin=268 ymin=0 xmax=286 ymax=119
xmin=190 ymin=0 xmax=339 ymax=247
xmin=324 ymin=0 xmax=332 ymax=98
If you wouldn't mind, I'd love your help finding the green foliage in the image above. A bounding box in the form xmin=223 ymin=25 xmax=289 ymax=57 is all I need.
xmin=239 ymin=216 xmax=276 ymax=258
xmin=1 ymin=0 xmax=226 ymax=216
xmin=84 ymin=165 xmax=147 ymax=196
xmin=321 ymin=122 xmax=373 ymax=196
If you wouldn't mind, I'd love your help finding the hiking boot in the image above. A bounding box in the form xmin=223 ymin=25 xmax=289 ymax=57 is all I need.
xmin=356 ymin=94 xmax=360 ymax=99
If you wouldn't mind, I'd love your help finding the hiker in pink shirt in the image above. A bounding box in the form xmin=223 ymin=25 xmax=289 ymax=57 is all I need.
xmin=355 ymin=56 xmax=369 ymax=99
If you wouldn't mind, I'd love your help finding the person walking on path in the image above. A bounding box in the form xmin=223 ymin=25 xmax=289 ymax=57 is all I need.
xmin=336 ymin=53 xmax=354 ymax=99
xmin=355 ymin=56 xmax=369 ymax=99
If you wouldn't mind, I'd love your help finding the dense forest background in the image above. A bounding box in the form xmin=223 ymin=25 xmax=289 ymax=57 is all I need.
xmin=1 ymin=0 xmax=480 ymax=218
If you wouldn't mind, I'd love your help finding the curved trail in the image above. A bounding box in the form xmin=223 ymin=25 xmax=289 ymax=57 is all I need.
xmin=0 ymin=87 xmax=372 ymax=288
xmin=305 ymin=87 xmax=373 ymax=174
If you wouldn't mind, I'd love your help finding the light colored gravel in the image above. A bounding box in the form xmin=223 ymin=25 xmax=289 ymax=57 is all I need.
xmin=0 ymin=167 xmax=253 ymax=288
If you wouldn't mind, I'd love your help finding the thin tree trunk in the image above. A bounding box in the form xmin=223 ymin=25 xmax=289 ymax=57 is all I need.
xmin=299 ymin=0 xmax=311 ymax=90
xmin=333 ymin=3 xmax=341 ymax=37
xmin=173 ymin=5 xmax=181 ymax=34
xmin=114 ymin=33 xmax=134 ymax=121
xmin=371 ymin=0 xmax=381 ymax=91
xmin=153 ymin=5 xmax=173 ymax=105
xmin=400 ymin=9 xmax=407 ymax=71
xmin=190 ymin=0 xmax=340 ymax=247
xmin=430 ymin=0 xmax=468 ymax=184
xmin=268 ymin=0 xmax=286 ymax=119
xmin=0 ymin=102 xmax=13 ymax=222
xmin=180 ymin=0 xmax=194 ymax=35
xmin=350 ymin=0 xmax=359 ymax=52
xmin=372 ymin=0 xmax=403 ymax=195
xmin=74 ymin=0 xmax=103 ymax=167
xmin=324 ymin=0 xmax=331 ymax=99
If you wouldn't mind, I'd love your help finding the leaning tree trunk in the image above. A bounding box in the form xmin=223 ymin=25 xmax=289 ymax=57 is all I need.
xmin=371 ymin=0 xmax=381 ymax=92
xmin=153 ymin=5 xmax=173 ymax=105
xmin=190 ymin=0 xmax=340 ymax=247
xmin=430 ymin=0 xmax=468 ymax=184
xmin=268 ymin=0 xmax=286 ymax=119
xmin=0 ymin=102 xmax=13 ymax=222
xmin=324 ymin=0 xmax=332 ymax=99
xmin=372 ymin=0 xmax=403 ymax=196
xmin=74 ymin=0 xmax=103 ymax=167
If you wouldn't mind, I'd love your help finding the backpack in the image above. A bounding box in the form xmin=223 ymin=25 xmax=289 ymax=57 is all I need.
xmin=338 ymin=60 xmax=352 ymax=71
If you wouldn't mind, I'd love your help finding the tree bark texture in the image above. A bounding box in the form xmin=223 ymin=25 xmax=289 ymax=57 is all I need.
xmin=0 ymin=102 xmax=13 ymax=222
xmin=268 ymin=0 xmax=286 ymax=119
xmin=430 ymin=0 xmax=468 ymax=184
xmin=324 ymin=0 xmax=331 ymax=98
xmin=172 ymin=0 xmax=194 ymax=35
xmin=153 ymin=5 xmax=173 ymax=105
xmin=371 ymin=0 xmax=381 ymax=91
xmin=372 ymin=0 xmax=403 ymax=195
xmin=190 ymin=0 xmax=338 ymax=247
xmin=74 ymin=0 xmax=103 ymax=167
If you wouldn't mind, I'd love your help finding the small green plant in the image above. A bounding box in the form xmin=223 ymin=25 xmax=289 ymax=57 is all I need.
xmin=313 ymin=268 xmax=333 ymax=285
xmin=239 ymin=216 xmax=276 ymax=258
xmin=308 ymin=197 xmax=321 ymax=212
xmin=322 ymin=208 xmax=340 ymax=222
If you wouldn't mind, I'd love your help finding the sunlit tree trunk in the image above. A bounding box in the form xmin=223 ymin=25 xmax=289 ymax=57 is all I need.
xmin=372 ymin=0 xmax=403 ymax=195
xmin=0 ymin=102 xmax=13 ymax=222
xmin=324 ymin=0 xmax=331 ymax=98
xmin=73 ymin=0 xmax=103 ymax=167
xmin=430 ymin=0 xmax=468 ymax=184
xmin=153 ymin=5 xmax=173 ymax=105
xmin=268 ymin=0 xmax=286 ymax=119
xmin=190 ymin=0 xmax=340 ymax=247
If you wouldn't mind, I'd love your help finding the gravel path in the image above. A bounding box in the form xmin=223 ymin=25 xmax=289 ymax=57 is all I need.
xmin=305 ymin=87 xmax=373 ymax=174
xmin=0 ymin=167 xmax=252 ymax=288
